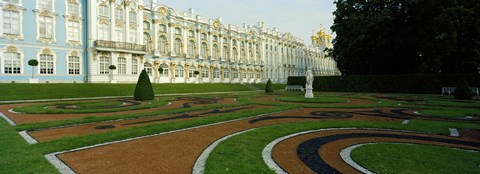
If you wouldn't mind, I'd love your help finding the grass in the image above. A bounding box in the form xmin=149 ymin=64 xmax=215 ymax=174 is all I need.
xmin=204 ymin=120 xmax=480 ymax=173
xmin=252 ymin=83 xmax=286 ymax=90
xmin=0 ymin=83 xmax=253 ymax=101
xmin=419 ymin=108 xmax=480 ymax=118
xmin=351 ymin=143 xmax=480 ymax=174
xmin=13 ymin=98 xmax=170 ymax=114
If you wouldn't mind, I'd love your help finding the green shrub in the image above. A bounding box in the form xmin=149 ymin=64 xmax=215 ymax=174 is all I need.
xmin=265 ymin=79 xmax=273 ymax=93
xmin=454 ymin=78 xmax=473 ymax=100
xmin=134 ymin=70 xmax=154 ymax=101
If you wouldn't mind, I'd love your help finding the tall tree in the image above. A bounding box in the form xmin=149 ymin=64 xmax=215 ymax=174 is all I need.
xmin=332 ymin=0 xmax=480 ymax=75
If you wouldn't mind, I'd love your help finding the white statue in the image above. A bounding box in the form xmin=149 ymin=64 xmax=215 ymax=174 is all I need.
xmin=306 ymin=70 xmax=314 ymax=89
xmin=305 ymin=70 xmax=314 ymax=98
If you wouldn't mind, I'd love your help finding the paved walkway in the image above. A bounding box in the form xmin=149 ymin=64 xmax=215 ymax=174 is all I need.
xmin=0 ymin=90 xmax=260 ymax=104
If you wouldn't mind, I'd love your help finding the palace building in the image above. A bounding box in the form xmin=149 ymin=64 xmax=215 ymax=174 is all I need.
xmin=0 ymin=0 xmax=340 ymax=83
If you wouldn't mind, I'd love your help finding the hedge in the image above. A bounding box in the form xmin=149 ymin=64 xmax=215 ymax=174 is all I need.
xmin=287 ymin=74 xmax=480 ymax=94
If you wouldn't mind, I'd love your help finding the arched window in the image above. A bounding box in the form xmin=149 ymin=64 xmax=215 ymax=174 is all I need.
xmin=213 ymin=67 xmax=220 ymax=79
xmin=158 ymin=35 xmax=167 ymax=55
xmin=143 ymin=21 xmax=150 ymax=30
xmin=256 ymin=45 xmax=260 ymax=63
xmin=115 ymin=8 xmax=124 ymax=21
xmin=223 ymin=69 xmax=230 ymax=79
xmin=99 ymin=5 xmax=109 ymax=18
xmin=201 ymin=42 xmax=207 ymax=58
xmin=233 ymin=70 xmax=239 ymax=79
xmin=174 ymin=65 xmax=184 ymax=77
xmin=241 ymin=48 xmax=245 ymax=63
xmin=174 ymin=27 xmax=182 ymax=35
xmin=159 ymin=24 xmax=166 ymax=32
xmin=213 ymin=35 xmax=218 ymax=42
xmin=212 ymin=44 xmax=219 ymax=60
xmin=187 ymin=40 xmax=195 ymax=57
xmin=223 ymin=46 xmax=229 ymax=62
xmin=248 ymin=50 xmax=253 ymax=63
xmin=223 ymin=37 xmax=228 ymax=44
xmin=160 ymin=64 xmax=169 ymax=77
xmin=144 ymin=62 xmax=153 ymax=76
xmin=188 ymin=30 xmax=194 ymax=38
xmin=144 ymin=33 xmax=151 ymax=53
xmin=201 ymin=33 xmax=207 ymax=40
xmin=3 ymin=52 xmax=21 ymax=74
xmin=174 ymin=38 xmax=182 ymax=56
xmin=232 ymin=48 xmax=238 ymax=62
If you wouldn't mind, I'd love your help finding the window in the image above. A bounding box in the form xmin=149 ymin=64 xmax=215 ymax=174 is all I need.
xmin=144 ymin=33 xmax=151 ymax=52
xmin=223 ymin=70 xmax=230 ymax=78
xmin=187 ymin=40 xmax=195 ymax=57
xmin=213 ymin=35 xmax=218 ymax=42
xmin=223 ymin=46 xmax=229 ymax=61
xmin=174 ymin=38 xmax=182 ymax=56
xmin=144 ymin=62 xmax=152 ymax=76
xmin=159 ymin=24 xmax=166 ymax=32
xmin=233 ymin=70 xmax=239 ymax=78
xmin=232 ymin=48 xmax=238 ymax=62
xmin=174 ymin=65 xmax=183 ymax=77
xmin=129 ymin=12 xmax=136 ymax=24
xmin=115 ymin=8 xmax=124 ymax=21
xmin=68 ymin=2 xmax=80 ymax=16
xmin=201 ymin=33 xmax=207 ymax=40
xmin=256 ymin=73 xmax=260 ymax=78
xmin=99 ymin=56 xmax=109 ymax=74
xmin=158 ymin=36 xmax=167 ymax=55
xmin=223 ymin=37 xmax=227 ymax=44
xmin=99 ymin=5 xmax=109 ymax=17
xmin=38 ymin=0 xmax=53 ymax=11
xmin=131 ymin=57 xmax=138 ymax=74
xmin=174 ymin=27 xmax=181 ymax=35
xmin=242 ymin=72 xmax=246 ymax=78
xmin=129 ymin=31 xmax=136 ymax=43
xmin=212 ymin=44 xmax=219 ymax=60
xmin=3 ymin=10 xmax=20 ymax=35
xmin=3 ymin=52 xmax=20 ymax=74
xmin=188 ymin=30 xmax=194 ymax=38
xmin=249 ymin=72 xmax=254 ymax=78
xmin=160 ymin=64 xmax=169 ymax=77
xmin=188 ymin=69 xmax=196 ymax=78
xmin=68 ymin=56 xmax=80 ymax=74
xmin=67 ymin=21 xmax=80 ymax=41
xmin=115 ymin=28 xmax=124 ymax=42
xmin=143 ymin=21 xmax=150 ymax=30
xmin=201 ymin=42 xmax=207 ymax=58
xmin=39 ymin=16 xmax=53 ymax=39
xmin=117 ymin=57 xmax=126 ymax=74
xmin=201 ymin=69 xmax=209 ymax=78
xmin=39 ymin=54 xmax=54 ymax=74
xmin=98 ymin=23 xmax=109 ymax=40
xmin=213 ymin=68 xmax=220 ymax=78
xmin=241 ymin=49 xmax=245 ymax=63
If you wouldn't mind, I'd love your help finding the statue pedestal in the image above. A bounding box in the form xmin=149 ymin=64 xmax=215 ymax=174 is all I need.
xmin=305 ymin=86 xmax=314 ymax=98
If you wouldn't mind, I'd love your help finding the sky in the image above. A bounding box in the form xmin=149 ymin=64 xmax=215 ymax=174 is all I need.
xmin=157 ymin=0 xmax=336 ymax=44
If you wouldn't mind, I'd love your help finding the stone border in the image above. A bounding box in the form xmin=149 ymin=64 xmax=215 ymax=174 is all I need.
xmin=0 ymin=112 xmax=16 ymax=126
xmin=262 ymin=128 xmax=437 ymax=173
xmin=18 ymin=131 xmax=38 ymax=144
xmin=340 ymin=144 xmax=375 ymax=174
xmin=44 ymin=109 xmax=289 ymax=174
xmin=192 ymin=128 xmax=258 ymax=174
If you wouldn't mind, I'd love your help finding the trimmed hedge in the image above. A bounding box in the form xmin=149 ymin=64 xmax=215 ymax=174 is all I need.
xmin=287 ymin=74 xmax=480 ymax=94
xmin=134 ymin=70 xmax=154 ymax=101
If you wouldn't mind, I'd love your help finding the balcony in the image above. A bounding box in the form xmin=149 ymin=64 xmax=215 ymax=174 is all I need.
xmin=94 ymin=40 xmax=147 ymax=54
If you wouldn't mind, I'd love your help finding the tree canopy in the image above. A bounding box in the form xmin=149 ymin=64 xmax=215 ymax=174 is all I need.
xmin=332 ymin=0 xmax=480 ymax=75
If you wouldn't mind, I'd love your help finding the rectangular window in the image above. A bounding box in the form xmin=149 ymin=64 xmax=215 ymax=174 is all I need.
xmin=68 ymin=56 xmax=80 ymax=74
xmin=129 ymin=31 xmax=136 ymax=43
xmin=129 ymin=12 xmax=136 ymax=24
xmin=233 ymin=72 xmax=239 ymax=78
xmin=68 ymin=2 xmax=79 ymax=16
xmin=99 ymin=6 xmax=109 ymax=17
xmin=201 ymin=70 xmax=209 ymax=78
xmin=160 ymin=67 xmax=168 ymax=77
xmin=242 ymin=72 xmax=246 ymax=78
xmin=38 ymin=0 xmax=53 ymax=11
xmin=98 ymin=24 xmax=109 ymax=40
xmin=39 ymin=54 xmax=54 ymax=74
xmin=115 ymin=9 xmax=124 ymax=21
xmin=213 ymin=71 xmax=220 ymax=78
xmin=116 ymin=29 xmax=124 ymax=42
xmin=175 ymin=68 xmax=184 ymax=77
xmin=117 ymin=57 xmax=126 ymax=74
xmin=131 ymin=58 xmax=138 ymax=75
xmin=3 ymin=10 xmax=20 ymax=35
xmin=223 ymin=71 xmax=230 ymax=78
xmin=39 ymin=16 xmax=53 ymax=39
xmin=3 ymin=52 xmax=20 ymax=74
xmin=249 ymin=72 xmax=254 ymax=78
xmin=99 ymin=56 xmax=109 ymax=74
xmin=67 ymin=21 xmax=80 ymax=41
xmin=256 ymin=73 xmax=260 ymax=78
xmin=188 ymin=69 xmax=195 ymax=78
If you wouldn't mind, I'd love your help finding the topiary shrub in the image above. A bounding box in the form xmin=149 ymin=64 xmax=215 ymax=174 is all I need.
xmin=454 ymin=77 xmax=473 ymax=100
xmin=28 ymin=59 xmax=39 ymax=79
xmin=265 ymin=79 xmax=273 ymax=93
xmin=134 ymin=69 xmax=154 ymax=101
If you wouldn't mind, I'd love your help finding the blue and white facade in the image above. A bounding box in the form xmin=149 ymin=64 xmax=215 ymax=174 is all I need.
xmin=0 ymin=0 xmax=339 ymax=83
xmin=0 ymin=0 xmax=85 ymax=83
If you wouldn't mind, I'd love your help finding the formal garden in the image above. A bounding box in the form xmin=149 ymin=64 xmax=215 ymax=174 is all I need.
xmin=1 ymin=73 xmax=480 ymax=173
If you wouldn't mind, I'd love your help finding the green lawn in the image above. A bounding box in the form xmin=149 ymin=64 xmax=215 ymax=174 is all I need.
xmin=419 ymin=108 xmax=480 ymax=118
xmin=252 ymin=83 xmax=286 ymax=90
xmin=0 ymin=83 xmax=253 ymax=101
xmin=275 ymin=95 xmax=347 ymax=103
xmin=351 ymin=143 xmax=480 ymax=174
